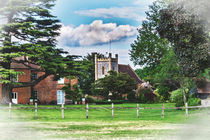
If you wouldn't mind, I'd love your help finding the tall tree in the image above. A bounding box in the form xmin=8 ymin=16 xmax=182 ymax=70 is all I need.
xmin=130 ymin=1 xmax=170 ymax=68
xmin=157 ymin=1 xmax=210 ymax=77
xmin=0 ymin=0 xmax=80 ymax=104
xmin=157 ymin=0 xmax=210 ymax=104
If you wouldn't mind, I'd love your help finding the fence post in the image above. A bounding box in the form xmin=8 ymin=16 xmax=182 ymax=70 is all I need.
xmin=86 ymin=103 xmax=88 ymax=119
xmin=137 ymin=104 xmax=139 ymax=118
xmin=112 ymin=103 xmax=114 ymax=118
xmin=9 ymin=102 xmax=12 ymax=119
xmin=61 ymin=103 xmax=64 ymax=119
xmin=161 ymin=104 xmax=164 ymax=118
xmin=185 ymin=103 xmax=188 ymax=117
xmin=35 ymin=102 xmax=37 ymax=119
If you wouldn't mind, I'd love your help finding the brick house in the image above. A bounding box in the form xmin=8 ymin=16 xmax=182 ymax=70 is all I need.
xmin=0 ymin=61 xmax=78 ymax=105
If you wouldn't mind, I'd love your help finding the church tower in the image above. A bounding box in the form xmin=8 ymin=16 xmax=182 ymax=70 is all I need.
xmin=95 ymin=53 xmax=118 ymax=80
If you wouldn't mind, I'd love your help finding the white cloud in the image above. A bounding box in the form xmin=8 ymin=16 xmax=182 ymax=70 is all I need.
xmin=75 ymin=7 xmax=146 ymax=23
xmin=57 ymin=20 xmax=137 ymax=46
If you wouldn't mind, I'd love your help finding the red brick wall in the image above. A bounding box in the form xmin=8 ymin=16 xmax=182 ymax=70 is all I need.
xmin=13 ymin=69 xmax=31 ymax=104
xmin=34 ymin=73 xmax=58 ymax=104
xmin=0 ymin=68 xmax=78 ymax=104
xmin=34 ymin=73 xmax=78 ymax=104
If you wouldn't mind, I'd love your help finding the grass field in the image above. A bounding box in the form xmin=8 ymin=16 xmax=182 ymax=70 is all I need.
xmin=0 ymin=103 xmax=209 ymax=140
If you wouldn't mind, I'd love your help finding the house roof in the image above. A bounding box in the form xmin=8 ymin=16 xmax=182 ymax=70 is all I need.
xmin=118 ymin=64 xmax=143 ymax=84
xmin=11 ymin=62 xmax=40 ymax=69
xmin=197 ymin=80 xmax=210 ymax=94
xmin=10 ymin=57 xmax=40 ymax=70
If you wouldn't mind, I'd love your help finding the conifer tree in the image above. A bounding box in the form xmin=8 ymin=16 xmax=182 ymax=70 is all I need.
xmin=0 ymin=0 xmax=80 ymax=104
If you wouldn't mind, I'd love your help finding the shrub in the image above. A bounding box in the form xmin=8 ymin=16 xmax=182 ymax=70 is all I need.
xmin=153 ymin=89 xmax=164 ymax=103
xmin=85 ymin=96 xmax=95 ymax=103
xmin=170 ymin=88 xmax=184 ymax=107
xmin=127 ymin=91 xmax=137 ymax=102
xmin=188 ymin=98 xmax=201 ymax=106
xmin=138 ymin=88 xmax=156 ymax=103
xmin=157 ymin=85 xmax=170 ymax=100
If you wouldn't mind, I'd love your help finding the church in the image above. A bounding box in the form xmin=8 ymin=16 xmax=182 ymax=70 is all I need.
xmin=94 ymin=53 xmax=149 ymax=95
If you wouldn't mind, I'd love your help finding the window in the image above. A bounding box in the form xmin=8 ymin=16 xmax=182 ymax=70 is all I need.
xmin=31 ymin=73 xmax=37 ymax=81
xmin=57 ymin=90 xmax=65 ymax=104
xmin=58 ymin=78 xmax=65 ymax=84
xmin=102 ymin=66 xmax=105 ymax=75
xmin=34 ymin=91 xmax=38 ymax=100
xmin=12 ymin=92 xmax=18 ymax=104
xmin=12 ymin=92 xmax=17 ymax=99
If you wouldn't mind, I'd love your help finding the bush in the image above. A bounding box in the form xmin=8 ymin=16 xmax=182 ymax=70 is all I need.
xmin=85 ymin=96 xmax=95 ymax=103
xmin=188 ymin=98 xmax=201 ymax=106
xmin=157 ymin=85 xmax=170 ymax=100
xmin=127 ymin=91 xmax=137 ymax=102
xmin=153 ymin=89 xmax=164 ymax=103
xmin=138 ymin=88 xmax=156 ymax=103
xmin=170 ymin=89 xmax=184 ymax=107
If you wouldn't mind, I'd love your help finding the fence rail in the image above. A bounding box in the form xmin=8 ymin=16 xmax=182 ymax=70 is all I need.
xmin=0 ymin=103 xmax=210 ymax=119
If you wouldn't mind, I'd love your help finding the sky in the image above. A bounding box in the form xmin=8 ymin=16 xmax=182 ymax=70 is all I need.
xmin=52 ymin=0 xmax=155 ymax=69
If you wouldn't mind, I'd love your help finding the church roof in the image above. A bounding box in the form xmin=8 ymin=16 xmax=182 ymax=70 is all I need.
xmin=118 ymin=64 xmax=143 ymax=84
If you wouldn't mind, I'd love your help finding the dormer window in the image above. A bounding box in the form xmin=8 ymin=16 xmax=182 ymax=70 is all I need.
xmin=58 ymin=78 xmax=65 ymax=84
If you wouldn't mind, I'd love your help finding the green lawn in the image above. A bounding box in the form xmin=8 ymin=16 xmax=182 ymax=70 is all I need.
xmin=0 ymin=103 xmax=207 ymax=140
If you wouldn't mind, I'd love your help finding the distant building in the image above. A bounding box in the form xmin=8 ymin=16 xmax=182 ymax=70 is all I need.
xmin=0 ymin=58 xmax=77 ymax=105
xmin=197 ymin=79 xmax=210 ymax=106
xmin=94 ymin=53 xmax=142 ymax=84
xmin=94 ymin=53 xmax=118 ymax=80
xmin=94 ymin=53 xmax=152 ymax=98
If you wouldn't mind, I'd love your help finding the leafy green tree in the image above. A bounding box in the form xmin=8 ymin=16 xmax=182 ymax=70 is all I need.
xmin=131 ymin=1 xmax=180 ymax=100
xmin=157 ymin=1 xmax=210 ymax=104
xmin=130 ymin=1 xmax=170 ymax=68
xmin=92 ymin=71 xmax=137 ymax=100
xmin=0 ymin=0 xmax=80 ymax=104
xmin=154 ymin=49 xmax=180 ymax=100
xmin=157 ymin=2 xmax=210 ymax=77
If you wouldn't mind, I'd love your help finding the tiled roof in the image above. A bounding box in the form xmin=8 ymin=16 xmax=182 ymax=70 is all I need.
xmin=11 ymin=62 xmax=40 ymax=69
xmin=10 ymin=57 xmax=40 ymax=69
xmin=118 ymin=64 xmax=143 ymax=84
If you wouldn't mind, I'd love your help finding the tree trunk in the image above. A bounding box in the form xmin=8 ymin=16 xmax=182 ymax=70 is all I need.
xmin=183 ymin=88 xmax=187 ymax=105
xmin=0 ymin=84 xmax=13 ymax=104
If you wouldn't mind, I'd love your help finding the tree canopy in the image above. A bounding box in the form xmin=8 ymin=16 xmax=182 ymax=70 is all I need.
xmin=157 ymin=1 xmax=210 ymax=77
xmin=130 ymin=1 xmax=170 ymax=68
xmin=92 ymin=71 xmax=137 ymax=100
xmin=0 ymin=0 xmax=81 ymax=104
